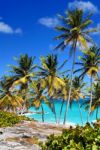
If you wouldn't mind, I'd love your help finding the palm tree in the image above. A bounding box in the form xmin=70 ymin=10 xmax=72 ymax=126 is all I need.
xmin=37 ymin=54 xmax=66 ymax=123
xmin=84 ymin=82 xmax=100 ymax=120
xmin=29 ymin=81 xmax=53 ymax=122
xmin=0 ymin=76 xmax=23 ymax=113
xmin=10 ymin=54 xmax=36 ymax=87
xmin=92 ymin=82 xmax=100 ymax=120
xmin=75 ymin=46 xmax=100 ymax=121
xmin=90 ymin=82 xmax=100 ymax=120
xmin=54 ymin=9 xmax=97 ymax=124
xmin=38 ymin=54 xmax=66 ymax=96
xmin=56 ymin=76 xmax=85 ymax=125
xmin=54 ymin=76 xmax=69 ymax=124
xmin=72 ymin=77 xmax=85 ymax=125
xmin=9 ymin=54 xmax=37 ymax=113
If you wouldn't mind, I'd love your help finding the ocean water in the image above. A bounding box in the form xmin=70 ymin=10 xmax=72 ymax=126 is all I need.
xmin=27 ymin=100 xmax=100 ymax=126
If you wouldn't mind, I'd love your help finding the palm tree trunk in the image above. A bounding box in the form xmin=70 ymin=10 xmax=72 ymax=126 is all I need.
xmin=87 ymin=75 xmax=93 ymax=122
xmin=96 ymin=107 xmax=98 ymax=120
xmin=52 ymin=100 xmax=57 ymax=123
xmin=78 ymin=100 xmax=83 ymax=125
xmin=41 ymin=104 xmax=44 ymax=122
xmin=58 ymin=99 xmax=64 ymax=124
xmin=21 ymin=84 xmax=28 ymax=114
xmin=63 ymin=45 xmax=76 ymax=124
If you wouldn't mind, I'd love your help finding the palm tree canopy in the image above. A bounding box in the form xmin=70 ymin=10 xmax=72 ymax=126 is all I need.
xmin=0 ymin=76 xmax=14 ymax=94
xmin=81 ymin=82 xmax=100 ymax=113
xmin=75 ymin=46 xmax=100 ymax=79
xmin=57 ymin=76 xmax=85 ymax=101
xmin=91 ymin=82 xmax=100 ymax=112
xmin=37 ymin=54 xmax=66 ymax=96
xmin=0 ymin=76 xmax=23 ymax=111
xmin=55 ymin=76 xmax=69 ymax=100
xmin=28 ymin=81 xmax=53 ymax=112
xmin=73 ymin=76 xmax=85 ymax=89
xmin=11 ymin=54 xmax=36 ymax=76
xmin=72 ymin=77 xmax=85 ymax=100
xmin=29 ymin=82 xmax=46 ymax=108
xmin=55 ymin=9 xmax=97 ymax=54
xmin=9 ymin=54 xmax=36 ymax=87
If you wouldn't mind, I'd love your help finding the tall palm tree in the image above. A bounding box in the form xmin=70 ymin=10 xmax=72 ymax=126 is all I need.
xmin=37 ymin=54 xmax=66 ymax=123
xmin=54 ymin=9 xmax=97 ymax=124
xmin=75 ymin=46 xmax=100 ymax=121
xmin=0 ymin=76 xmax=23 ymax=113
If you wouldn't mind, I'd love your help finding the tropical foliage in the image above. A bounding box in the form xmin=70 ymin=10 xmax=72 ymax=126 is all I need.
xmin=0 ymin=76 xmax=23 ymax=112
xmin=75 ymin=46 xmax=100 ymax=120
xmin=28 ymin=81 xmax=53 ymax=122
xmin=82 ymin=82 xmax=100 ymax=120
xmin=0 ymin=7 xmax=100 ymax=127
xmin=37 ymin=54 xmax=66 ymax=97
xmin=55 ymin=8 xmax=97 ymax=124
xmin=10 ymin=54 xmax=36 ymax=89
xmin=41 ymin=124 xmax=100 ymax=150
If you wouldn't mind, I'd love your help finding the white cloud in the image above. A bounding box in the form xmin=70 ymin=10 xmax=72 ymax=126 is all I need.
xmin=38 ymin=17 xmax=60 ymax=28
xmin=68 ymin=1 xmax=99 ymax=13
xmin=15 ymin=28 xmax=22 ymax=34
xmin=0 ymin=22 xmax=13 ymax=34
xmin=97 ymin=23 xmax=100 ymax=29
xmin=0 ymin=21 xmax=22 ymax=34
xmin=92 ymin=23 xmax=100 ymax=35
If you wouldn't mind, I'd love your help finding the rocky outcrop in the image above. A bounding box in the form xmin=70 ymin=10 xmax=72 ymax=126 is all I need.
xmin=0 ymin=121 xmax=68 ymax=150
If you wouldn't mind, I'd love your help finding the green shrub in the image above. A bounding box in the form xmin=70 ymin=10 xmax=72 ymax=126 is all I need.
xmin=97 ymin=118 xmax=100 ymax=122
xmin=40 ymin=124 xmax=100 ymax=150
xmin=0 ymin=111 xmax=31 ymax=127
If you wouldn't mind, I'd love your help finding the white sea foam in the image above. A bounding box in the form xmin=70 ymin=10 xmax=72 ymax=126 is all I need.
xmin=24 ymin=111 xmax=49 ymax=116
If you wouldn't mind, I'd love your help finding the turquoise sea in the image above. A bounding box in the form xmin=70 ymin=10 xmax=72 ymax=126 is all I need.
xmin=27 ymin=100 xmax=100 ymax=126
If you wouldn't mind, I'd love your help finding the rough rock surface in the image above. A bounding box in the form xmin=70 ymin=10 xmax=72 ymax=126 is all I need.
xmin=0 ymin=121 xmax=69 ymax=150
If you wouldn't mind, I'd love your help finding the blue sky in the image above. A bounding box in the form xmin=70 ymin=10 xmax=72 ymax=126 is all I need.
xmin=0 ymin=0 xmax=100 ymax=76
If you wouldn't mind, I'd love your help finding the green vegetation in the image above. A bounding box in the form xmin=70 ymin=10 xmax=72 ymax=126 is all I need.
xmin=0 ymin=111 xmax=30 ymax=127
xmin=41 ymin=124 xmax=100 ymax=150
xmin=0 ymin=5 xmax=100 ymax=150
xmin=0 ymin=8 xmax=99 ymax=125
xmin=75 ymin=46 xmax=100 ymax=121
xmin=54 ymin=9 xmax=98 ymax=124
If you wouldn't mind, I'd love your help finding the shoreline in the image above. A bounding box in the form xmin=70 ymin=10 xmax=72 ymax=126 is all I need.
xmin=20 ymin=112 xmax=77 ymax=128
xmin=33 ymin=121 xmax=76 ymax=128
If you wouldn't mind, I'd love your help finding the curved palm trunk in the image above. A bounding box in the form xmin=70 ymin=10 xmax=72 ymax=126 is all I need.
xmin=41 ymin=104 xmax=44 ymax=122
xmin=87 ymin=75 xmax=93 ymax=122
xmin=63 ymin=46 xmax=76 ymax=124
xmin=58 ymin=99 xmax=64 ymax=124
xmin=78 ymin=100 xmax=83 ymax=125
